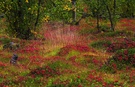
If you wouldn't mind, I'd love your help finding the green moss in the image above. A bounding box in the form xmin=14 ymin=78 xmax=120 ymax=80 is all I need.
xmin=45 ymin=49 xmax=60 ymax=57
xmin=75 ymin=57 xmax=85 ymax=63
xmin=66 ymin=50 xmax=80 ymax=59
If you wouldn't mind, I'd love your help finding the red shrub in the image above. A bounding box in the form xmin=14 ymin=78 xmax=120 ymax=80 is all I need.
xmin=59 ymin=45 xmax=90 ymax=56
xmin=0 ymin=62 xmax=7 ymax=67
xmin=29 ymin=66 xmax=60 ymax=78
xmin=106 ymin=40 xmax=135 ymax=52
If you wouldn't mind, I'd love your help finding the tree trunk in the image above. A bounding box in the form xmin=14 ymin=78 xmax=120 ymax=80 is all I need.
xmin=106 ymin=5 xmax=115 ymax=31
xmin=97 ymin=13 xmax=100 ymax=32
xmin=17 ymin=0 xmax=23 ymax=37
xmin=96 ymin=0 xmax=100 ymax=32
xmin=113 ymin=0 xmax=116 ymax=28
xmin=113 ymin=0 xmax=116 ymax=17
xmin=34 ymin=0 xmax=41 ymax=31
xmin=72 ymin=0 xmax=76 ymax=24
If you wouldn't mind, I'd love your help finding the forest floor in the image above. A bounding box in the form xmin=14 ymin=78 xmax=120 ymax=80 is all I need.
xmin=0 ymin=18 xmax=135 ymax=87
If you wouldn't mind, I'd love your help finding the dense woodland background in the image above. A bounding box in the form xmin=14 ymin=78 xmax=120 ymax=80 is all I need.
xmin=0 ymin=0 xmax=135 ymax=39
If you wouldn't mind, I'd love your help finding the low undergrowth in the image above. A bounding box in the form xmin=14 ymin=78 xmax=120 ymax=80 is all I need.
xmin=90 ymin=40 xmax=111 ymax=50
xmin=58 ymin=44 xmax=90 ymax=56
xmin=100 ymin=30 xmax=134 ymax=37
xmin=0 ymin=18 xmax=135 ymax=87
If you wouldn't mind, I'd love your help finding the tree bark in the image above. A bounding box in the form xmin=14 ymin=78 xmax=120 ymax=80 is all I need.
xmin=17 ymin=0 xmax=23 ymax=38
xmin=96 ymin=0 xmax=100 ymax=32
xmin=34 ymin=0 xmax=41 ymax=30
xmin=106 ymin=5 xmax=114 ymax=31
xmin=113 ymin=0 xmax=116 ymax=16
xmin=96 ymin=12 xmax=100 ymax=32
xmin=72 ymin=0 xmax=76 ymax=24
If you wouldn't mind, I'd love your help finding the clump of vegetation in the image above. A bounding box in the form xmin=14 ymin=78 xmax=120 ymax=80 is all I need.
xmin=102 ymin=48 xmax=135 ymax=73
xmin=113 ymin=48 xmax=135 ymax=66
xmin=100 ymin=25 xmax=111 ymax=32
xmin=101 ymin=30 xmax=134 ymax=37
xmin=58 ymin=45 xmax=90 ymax=56
xmin=106 ymin=39 xmax=135 ymax=52
xmin=29 ymin=65 xmax=60 ymax=78
xmin=29 ymin=60 xmax=73 ymax=79
xmin=100 ymin=38 xmax=135 ymax=73
xmin=79 ymin=28 xmax=97 ymax=35
xmin=0 ymin=37 xmax=11 ymax=44
xmin=90 ymin=40 xmax=111 ymax=50
xmin=45 ymin=49 xmax=60 ymax=57
xmin=48 ymin=60 xmax=71 ymax=70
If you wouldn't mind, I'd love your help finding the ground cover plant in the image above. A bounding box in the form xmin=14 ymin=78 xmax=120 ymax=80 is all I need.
xmin=0 ymin=0 xmax=135 ymax=87
xmin=0 ymin=18 xmax=135 ymax=87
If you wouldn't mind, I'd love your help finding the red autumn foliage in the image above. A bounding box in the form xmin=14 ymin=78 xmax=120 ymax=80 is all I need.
xmin=106 ymin=38 xmax=135 ymax=52
xmin=29 ymin=66 xmax=60 ymax=78
xmin=69 ymin=56 xmax=77 ymax=62
xmin=0 ymin=62 xmax=7 ymax=67
xmin=59 ymin=45 xmax=90 ymax=56
xmin=112 ymin=49 xmax=135 ymax=66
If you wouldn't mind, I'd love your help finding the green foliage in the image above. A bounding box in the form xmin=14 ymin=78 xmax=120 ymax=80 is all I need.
xmin=46 ymin=74 xmax=88 ymax=87
xmin=66 ymin=50 xmax=80 ymax=59
xmin=90 ymin=40 xmax=111 ymax=49
xmin=0 ymin=0 xmax=135 ymax=39
xmin=132 ymin=38 xmax=135 ymax=41
xmin=83 ymin=0 xmax=135 ymax=31
xmin=0 ymin=0 xmax=45 ymax=39
xmin=101 ymin=59 xmax=127 ymax=73
xmin=21 ymin=77 xmax=42 ymax=87
xmin=0 ymin=56 xmax=9 ymax=63
xmin=103 ymin=31 xmax=124 ymax=37
xmin=0 ymin=78 xmax=3 ymax=83
xmin=0 ymin=19 xmax=6 ymax=34
xmin=116 ymin=48 xmax=135 ymax=55
xmin=101 ymin=30 xmax=134 ymax=37
xmin=79 ymin=28 xmax=96 ymax=35
xmin=102 ymin=48 xmax=135 ymax=73
xmin=48 ymin=61 xmax=71 ymax=70
xmin=44 ymin=0 xmax=84 ymax=24
xmin=83 ymin=0 xmax=105 ymax=17
xmin=45 ymin=49 xmax=60 ymax=57
xmin=101 ymin=64 xmax=116 ymax=74
xmin=120 ymin=0 xmax=135 ymax=18
xmin=49 ymin=0 xmax=72 ymax=23
xmin=100 ymin=25 xmax=110 ymax=32
xmin=0 ymin=37 xmax=10 ymax=44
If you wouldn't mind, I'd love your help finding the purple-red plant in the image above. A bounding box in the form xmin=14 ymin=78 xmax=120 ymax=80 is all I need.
xmin=59 ymin=45 xmax=90 ymax=56
xmin=69 ymin=56 xmax=77 ymax=62
xmin=29 ymin=65 xmax=60 ymax=78
xmin=106 ymin=39 xmax=135 ymax=52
